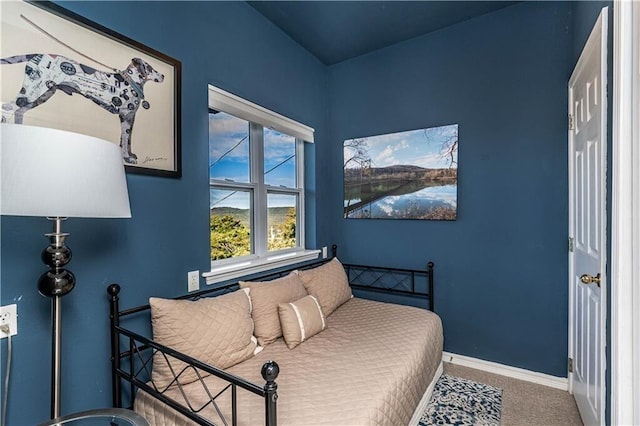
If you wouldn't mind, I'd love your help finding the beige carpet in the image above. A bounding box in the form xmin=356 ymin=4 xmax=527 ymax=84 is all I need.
xmin=443 ymin=363 xmax=583 ymax=426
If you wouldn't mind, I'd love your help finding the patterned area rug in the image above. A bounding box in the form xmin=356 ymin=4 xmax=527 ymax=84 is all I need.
xmin=418 ymin=374 xmax=503 ymax=425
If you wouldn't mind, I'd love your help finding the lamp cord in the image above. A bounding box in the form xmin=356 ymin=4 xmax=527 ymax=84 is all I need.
xmin=1 ymin=327 xmax=11 ymax=426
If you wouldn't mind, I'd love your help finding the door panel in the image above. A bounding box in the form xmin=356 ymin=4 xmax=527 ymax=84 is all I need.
xmin=568 ymin=7 xmax=607 ymax=426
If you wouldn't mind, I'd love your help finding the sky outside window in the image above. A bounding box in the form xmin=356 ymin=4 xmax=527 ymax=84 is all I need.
xmin=210 ymin=188 xmax=252 ymax=215
xmin=209 ymin=111 xmax=250 ymax=183
xmin=264 ymin=128 xmax=296 ymax=188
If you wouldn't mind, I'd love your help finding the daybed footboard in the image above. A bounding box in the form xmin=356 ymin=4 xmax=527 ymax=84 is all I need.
xmin=108 ymin=248 xmax=435 ymax=425
xmin=108 ymin=284 xmax=279 ymax=426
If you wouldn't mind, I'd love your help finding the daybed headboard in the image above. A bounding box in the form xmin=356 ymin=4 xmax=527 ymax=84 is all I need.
xmin=107 ymin=245 xmax=434 ymax=425
xmin=344 ymin=261 xmax=435 ymax=312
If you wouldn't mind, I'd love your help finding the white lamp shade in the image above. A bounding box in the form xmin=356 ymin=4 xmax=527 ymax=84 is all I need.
xmin=1 ymin=124 xmax=131 ymax=218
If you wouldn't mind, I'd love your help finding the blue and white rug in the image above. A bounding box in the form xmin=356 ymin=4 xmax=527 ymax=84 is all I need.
xmin=419 ymin=374 xmax=503 ymax=425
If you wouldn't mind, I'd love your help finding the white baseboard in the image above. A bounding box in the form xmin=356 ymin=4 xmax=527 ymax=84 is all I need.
xmin=442 ymin=351 xmax=569 ymax=391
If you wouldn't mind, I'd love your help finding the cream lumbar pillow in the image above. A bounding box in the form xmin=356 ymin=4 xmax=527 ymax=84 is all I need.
xmin=150 ymin=288 xmax=257 ymax=390
xmin=296 ymin=257 xmax=352 ymax=317
xmin=278 ymin=295 xmax=326 ymax=349
xmin=239 ymin=272 xmax=307 ymax=346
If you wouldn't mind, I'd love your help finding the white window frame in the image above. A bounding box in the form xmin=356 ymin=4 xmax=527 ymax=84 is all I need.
xmin=205 ymin=85 xmax=318 ymax=285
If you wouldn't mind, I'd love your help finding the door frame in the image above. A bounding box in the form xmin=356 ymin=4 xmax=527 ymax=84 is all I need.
xmin=611 ymin=1 xmax=640 ymax=424
xmin=567 ymin=7 xmax=608 ymax=425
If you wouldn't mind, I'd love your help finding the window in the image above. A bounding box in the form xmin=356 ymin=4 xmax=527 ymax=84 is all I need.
xmin=205 ymin=85 xmax=317 ymax=284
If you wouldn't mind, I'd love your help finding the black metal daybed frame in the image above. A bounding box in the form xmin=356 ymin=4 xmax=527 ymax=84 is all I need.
xmin=107 ymin=245 xmax=434 ymax=426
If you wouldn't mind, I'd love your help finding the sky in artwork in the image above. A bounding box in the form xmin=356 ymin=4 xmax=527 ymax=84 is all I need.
xmin=344 ymin=124 xmax=458 ymax=170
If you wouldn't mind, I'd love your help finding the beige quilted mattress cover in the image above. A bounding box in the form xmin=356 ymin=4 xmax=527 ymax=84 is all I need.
xmin=135 ymin=297 xmax=443 ymax=426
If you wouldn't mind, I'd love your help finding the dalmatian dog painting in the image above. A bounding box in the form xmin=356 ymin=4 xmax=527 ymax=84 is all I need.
xmin=1 ymin=53 xmax=164 ymax=164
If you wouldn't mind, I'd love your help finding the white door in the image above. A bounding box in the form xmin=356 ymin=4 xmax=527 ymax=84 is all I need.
xmin=568 ymin=7 xmax=608 ymax=426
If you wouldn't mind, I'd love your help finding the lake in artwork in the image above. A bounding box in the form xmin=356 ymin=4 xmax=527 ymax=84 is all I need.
xmin=343 ymin=124 xmax=458 ymax=220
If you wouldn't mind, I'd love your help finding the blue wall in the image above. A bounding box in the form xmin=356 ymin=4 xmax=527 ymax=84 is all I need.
xmin=0 ymin=1 xmax=325 ymax=424
xmin=0 ymin=1 xmax=617 ymax=424
xmin=324 ymin=1 xmax=573 ymax=376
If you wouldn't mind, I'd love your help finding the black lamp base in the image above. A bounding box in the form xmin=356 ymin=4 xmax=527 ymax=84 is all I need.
xmin=38 ymin=269 xmax=75 ymax=298
xmin=39 ymin=218 xmax=75 ymax=419
xmin=38 ymin=229 xmax=75 ymax=297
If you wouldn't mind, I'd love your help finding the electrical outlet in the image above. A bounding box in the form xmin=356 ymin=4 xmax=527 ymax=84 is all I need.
xmin=322 ymin=246 xmax=328 ymax=258
xmin=188 ymin=270 xmax=200 ymax=292
xmin=0 ymin=304 xmax=18 ymax=339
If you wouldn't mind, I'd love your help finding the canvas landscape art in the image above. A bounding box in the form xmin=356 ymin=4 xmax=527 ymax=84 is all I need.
xmin=343 ymin=124 xmax=458 ymax=220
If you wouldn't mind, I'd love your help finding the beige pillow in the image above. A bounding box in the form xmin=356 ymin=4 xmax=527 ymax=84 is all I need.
xmin=278 ymin=295 xmax=326 ymax=349
xmin=296 ymin=258 xmax=352 ymax=316
xmin=239 ymin=272 xmax=307 ymax=345
xmin=150 ymin=288 xmax=257 ymax=389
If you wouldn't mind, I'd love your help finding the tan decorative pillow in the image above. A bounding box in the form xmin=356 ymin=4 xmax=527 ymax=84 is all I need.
xmin=278 ymin=295 xmax=326 ymax=349
xmin=296 ymin=257 xmax=352 ymax=316
xmin=150 ymin=288 xmax=257 ymax=389
xmin=239 ymin=272 xmax=307 ymax=346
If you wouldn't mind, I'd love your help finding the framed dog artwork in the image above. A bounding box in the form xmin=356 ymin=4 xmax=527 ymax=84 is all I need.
xmin=0 ymin=0 xmax=182 ymax=177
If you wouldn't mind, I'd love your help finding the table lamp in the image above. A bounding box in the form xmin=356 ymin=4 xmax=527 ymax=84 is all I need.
xmin=0 ymin=123 xmax=132 ymax=419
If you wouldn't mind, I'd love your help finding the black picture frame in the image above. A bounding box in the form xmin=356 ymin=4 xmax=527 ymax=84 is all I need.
xmin=1 ymin=0 xmax=182 ymax=177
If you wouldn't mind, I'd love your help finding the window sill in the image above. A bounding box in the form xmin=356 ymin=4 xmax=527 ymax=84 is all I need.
xmin=203 ymin=249 xmax=321 ymax=285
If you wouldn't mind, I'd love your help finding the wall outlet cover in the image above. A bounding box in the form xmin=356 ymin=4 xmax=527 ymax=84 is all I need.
xmin=188 ymin=270 xmax=200 ymax=292
xmin=0 ymin=304 xmax=18 ymax=338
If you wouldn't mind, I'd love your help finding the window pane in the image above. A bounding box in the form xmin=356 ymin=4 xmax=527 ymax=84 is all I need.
xmin=210 ymin=188 xmax=252 ymax=260
xmin=209 ymin=111 xmax=250 ymax=183
xmin=264 ymin=129 xmax=296 ymax=187
xmin=267 ymin=193 xmax=297 ymax=252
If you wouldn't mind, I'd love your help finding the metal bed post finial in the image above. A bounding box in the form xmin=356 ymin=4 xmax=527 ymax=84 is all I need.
xmin=332 ymin=244 xmax=337 ymax=258
xmin=261 ymin=361 xmax=279 ymax=426
xmin=107 ymin=284 xmax=122 ymax=408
